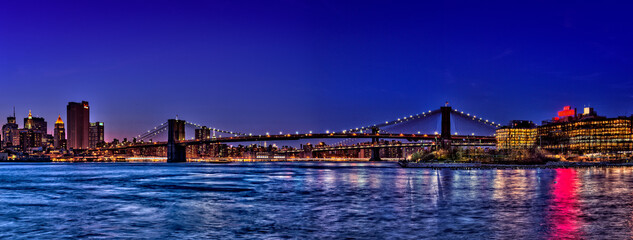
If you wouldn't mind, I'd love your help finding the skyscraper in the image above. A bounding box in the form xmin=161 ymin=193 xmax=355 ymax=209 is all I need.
xmin=24 ymin=110 xmax=33 ymax=130
xmin=67 ymin=101 xmax=90 ymax=149
xmin=2 ymin=116 xmax=18 ymax=148
xmin=54 ymin=115 xmax=66 ymax=149
xmin=195 ymin=126 xmax=211 ymax=140
xmin=23 ymin=111 xmax=48 ymax=146
xmin=89 ymin=122 xmax=104 ymax=148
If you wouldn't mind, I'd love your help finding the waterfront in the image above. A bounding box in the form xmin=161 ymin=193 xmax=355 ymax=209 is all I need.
xmin=1 ymin=162 xmax=633 ymax=239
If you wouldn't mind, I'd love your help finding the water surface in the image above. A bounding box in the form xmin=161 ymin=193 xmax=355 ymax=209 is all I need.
xmin=0 ymin=162 xmax=631 ymax=239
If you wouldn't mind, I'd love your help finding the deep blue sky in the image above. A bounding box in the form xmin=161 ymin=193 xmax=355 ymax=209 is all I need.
xmin=1 ymin=0 xmax=633 ymax=141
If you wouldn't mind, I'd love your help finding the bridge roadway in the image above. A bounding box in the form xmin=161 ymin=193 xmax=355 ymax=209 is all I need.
xmin=279 ymin=142 xmax=496 ymax=153
xmin=102 ymin=133 xmax=496 ymax=150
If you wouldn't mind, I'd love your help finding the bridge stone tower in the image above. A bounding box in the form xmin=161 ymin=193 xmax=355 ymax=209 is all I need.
xmin=440 ymin=106 xmax=451 ymax=139
xmin=167 ymin=119 xmax=186 ymax=162
xmin=369 ymin=127 xmax=381 ymax=161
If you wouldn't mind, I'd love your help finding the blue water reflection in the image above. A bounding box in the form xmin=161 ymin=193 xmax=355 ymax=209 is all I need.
xmin=0 ymin=162 xmax=632 ymax=239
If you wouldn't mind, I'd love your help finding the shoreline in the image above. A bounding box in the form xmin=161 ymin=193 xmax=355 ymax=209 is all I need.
xmin=398 ymin=161 xmax=633 ymax=169
xmin=2 ymin=159 xmax=633 ymax=169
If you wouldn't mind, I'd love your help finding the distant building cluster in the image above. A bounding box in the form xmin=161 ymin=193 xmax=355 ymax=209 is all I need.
xmin=496 ymin=106 xmax=633 ymax=156
xmin=1 ymin=101 xmax=105 ymax=154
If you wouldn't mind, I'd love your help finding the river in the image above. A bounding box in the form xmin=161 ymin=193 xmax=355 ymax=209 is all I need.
xmin=0 ymin=162 xmax=631 ymax=239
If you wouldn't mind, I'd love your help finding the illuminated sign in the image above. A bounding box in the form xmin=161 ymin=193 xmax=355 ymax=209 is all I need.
xmin=557 ymin=106 xmax=575 ymax=117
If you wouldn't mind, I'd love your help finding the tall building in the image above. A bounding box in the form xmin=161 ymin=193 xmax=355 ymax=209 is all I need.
xmin=24 ymin=110 xmax=34 ymax=130
xmin=54 ymin=115 xmax=66 ymax=149
xmin=195 ymin=126 xmax=211 ymax=140
xmin=67 ymin=101 xmax=90 ymax=149
xmin=17 ymin=128 xmax=42 ymax=151
xmin=2 ymin=116 xmax=18 ymax=148
xmin=89 ymin=122 xmax=104 ymax=148
xmin=24 ymin=111 xmax=48 ymax=146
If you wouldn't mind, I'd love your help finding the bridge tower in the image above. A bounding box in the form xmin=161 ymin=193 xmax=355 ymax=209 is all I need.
xmin=440 ymin=106 xmax=451 ymax=139
xmin=167 ymin=119 xmax=186 ymax=162
xmin=369 ymin=127 xmax=381 ymax=161
xmin=440 ymin=106 xmax=452 ymax=149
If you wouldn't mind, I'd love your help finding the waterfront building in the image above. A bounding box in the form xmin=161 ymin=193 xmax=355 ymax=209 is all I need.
xmin=54 ymin=115 xmax=66 ymax=149
xmin=89 ymin=122 xmax=105 ymax=148
xmin=67 ymin=101 xmax=90 ymax=149
xmin=538 ymin=117 xmax=633 ymax=154
xmin=2 ymin=116 xmax=19 ymax=148
xmin=24 ymin=111 xmax=47 ymax=146
xmin=195 ymin=126 xmax=211 ymax=140
xmin=497 ymin=106 xmax=633 ymax=156
xmin=496 ymin=120 xmax=537 ymax=150
xmin=17 ymin=128 xmax=42 ymax=151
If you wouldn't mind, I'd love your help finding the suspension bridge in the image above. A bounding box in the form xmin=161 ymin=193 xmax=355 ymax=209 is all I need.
xmin=95 ymin=105 xmax=501 ymax=162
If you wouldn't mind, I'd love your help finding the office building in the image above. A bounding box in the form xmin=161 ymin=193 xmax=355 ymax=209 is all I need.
xmin=54 ymin=115 xmax=66 ymax=149
xmin=67 ymin=101 xmax=90 ymax=149
xmin=89 ymin=122 xmax=105 ymax=148
xmin=496 ymin=120 xmax=537 ymax=150
xmin=497 ymin=106 xmax=633 ymax=155
xmin=2 ymin=116 xmax=18 ymax=148
xmin=195 ymin=126 xmax=211 ymax=140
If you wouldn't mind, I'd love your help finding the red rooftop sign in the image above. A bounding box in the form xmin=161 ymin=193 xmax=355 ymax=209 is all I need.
xmin=557 ymin=106 xmax=575 ymax=117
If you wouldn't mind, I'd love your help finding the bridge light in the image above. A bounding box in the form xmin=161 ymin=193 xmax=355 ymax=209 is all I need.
xmin=326 ymin=130 xmax=329 ymax=134
xmin=434 ymin=131 xmax=438 ymax=135
xmin=472 ymin=133 xmax=475 ymax=135
xmin=309 ymin=131 xmax=312 ymax=134
xmin=266 ymin=132 xmax=269 ymax=135
xmin=417 ymin=131 xmax=420 ymax=134
xmin=385 ymin=121 xmax=389 ymax=124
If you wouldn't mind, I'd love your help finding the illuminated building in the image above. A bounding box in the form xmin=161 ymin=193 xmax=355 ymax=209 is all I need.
xmin=67 ymin=101 xmax=90 ymax=149
xmin=195 ymin=126 xmax=211 ymax=140
xmin=538 ymin=117 xmax=633 ymax=154
xmin=497 ymin=106 xmax=633 ymax=155
xmin=89 ymin=122 xmax=105 ymax=148
xmin=24 ymin=111 xmax=48 ymax=146
xmin=496 ymin=120 xmax=537 ymax=150
xmin=54 ymin=115 xmax=66 ymax=149
xmin=2 ymin=116 xmax=18 ymax=148
xmin=24 ymin=110 xmax=33 ymax=129
xmin=16 ymin=128 xmax=42 ymax=151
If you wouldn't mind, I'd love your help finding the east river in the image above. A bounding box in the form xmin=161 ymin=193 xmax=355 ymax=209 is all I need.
xmin=1 ymin=162 xmax=632 ymax=239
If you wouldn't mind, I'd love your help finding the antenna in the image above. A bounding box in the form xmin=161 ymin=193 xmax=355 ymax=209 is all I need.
xmin=13 ymin=106 xmax=15 ymax=118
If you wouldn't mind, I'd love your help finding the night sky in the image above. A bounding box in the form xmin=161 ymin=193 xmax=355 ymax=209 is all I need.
xmin=1 ymin=1 xmax=633 ymax=141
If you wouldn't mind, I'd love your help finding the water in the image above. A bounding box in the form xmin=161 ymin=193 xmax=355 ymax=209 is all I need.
xmin=0 ymin=162 xmax=632 ymax=239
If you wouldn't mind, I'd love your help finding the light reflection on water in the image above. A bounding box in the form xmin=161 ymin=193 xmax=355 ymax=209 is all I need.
xmin=0 ymin=162 xmax=632 ymax=239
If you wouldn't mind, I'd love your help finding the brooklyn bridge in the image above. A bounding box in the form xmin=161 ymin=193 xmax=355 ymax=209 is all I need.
xmin=92 ymin=105 xmax=500 ymax=162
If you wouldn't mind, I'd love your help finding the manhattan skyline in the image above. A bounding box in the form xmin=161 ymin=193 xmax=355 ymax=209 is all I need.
xmin=2 ymin=1 xmax=633 ymax=141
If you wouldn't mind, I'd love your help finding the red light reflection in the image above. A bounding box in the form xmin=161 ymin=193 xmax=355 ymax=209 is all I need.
xmin=548 ymin=168 xmax=584 ymax=239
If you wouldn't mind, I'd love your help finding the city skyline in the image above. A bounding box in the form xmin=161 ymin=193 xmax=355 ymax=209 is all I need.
xmin=2 ymin=1 xmax=633 ymax=141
